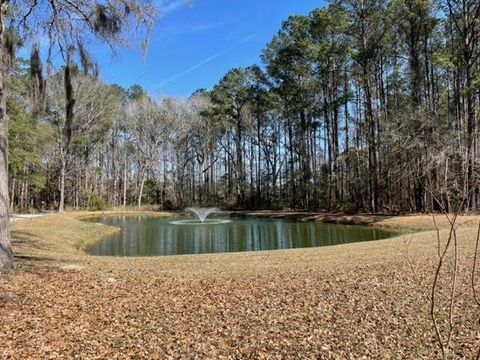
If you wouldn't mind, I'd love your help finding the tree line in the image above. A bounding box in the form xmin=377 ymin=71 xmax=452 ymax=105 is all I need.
xmin=6 ymin=0 xmax=480 ymax=215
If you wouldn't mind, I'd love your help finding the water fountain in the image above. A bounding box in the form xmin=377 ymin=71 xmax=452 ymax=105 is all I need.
xmin=170 ymin=207 xmax=231 ymax=225
xmin=185 ymin=207 xmax=219 ymax=223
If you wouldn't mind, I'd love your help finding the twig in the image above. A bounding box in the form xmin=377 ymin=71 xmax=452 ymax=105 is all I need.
xmin=473 ymin=222 xmax=480 ymax=360
xmin=473 ymin=221 xmax=480 ymax=307
xmin=445 ymin=223 xmax=458 ymax=353
xmin=430 ymin=210 xmax=460 ymax=360
xmin=433 ymin=214 xmax=441 ymax=259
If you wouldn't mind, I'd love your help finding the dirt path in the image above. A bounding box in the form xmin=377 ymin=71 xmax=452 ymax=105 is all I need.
xmin=9 ymin=213 xmax=51 ymax=223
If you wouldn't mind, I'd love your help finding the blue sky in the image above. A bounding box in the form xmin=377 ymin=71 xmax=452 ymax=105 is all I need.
xmin=90 ymin=0 xmax=322 ymax=97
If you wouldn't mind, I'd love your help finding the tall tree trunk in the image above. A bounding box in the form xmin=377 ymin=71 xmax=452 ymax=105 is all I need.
xmin=344 ymin=70 xmax=350 ymax=203
xmin=406 ymin=2 xmax=425 ymax=212
xmin=287 ymin=118 xmax=296 ymax=208
xmin=256 ymin=114 xmax=262 ymax=203
xmin=235 ymin=118 xmax=245 ymax=206
xmin=445 ymin=0 xmax=479 ymax=209
xmin=137 ymin=170 xmax=145 ymax=208
xmin=111 ymin=136 xmax=118 ymax=206
xmin=0 ymin=0 xmax=13 ymax=270
xmin=20 ymin=179 xmax=25 ymax=210
xmin=466 ymin=64 xmax=476 ymax=210
xmin=123 ymin=154 xmax=127 ymax=207
xmin=59 ymin=150 xmax=66 ymax=213
xmin=9 ymin=177 xmax=14 ymax=209
xmin=24 ymin=180 xmax=29 ymax=210
xmin=300 ymin=110 xmax=310 ymax=209
xmin=365 ymin=74 xmax=378 ymax=212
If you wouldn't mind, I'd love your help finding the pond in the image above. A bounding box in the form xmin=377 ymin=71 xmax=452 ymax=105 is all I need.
xmin=86 ymin=215 xmax=400 ymax=257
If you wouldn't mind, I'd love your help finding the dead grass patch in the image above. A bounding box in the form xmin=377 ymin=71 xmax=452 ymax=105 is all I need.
xmin=1 ymin=211 xmax=479 ymax=358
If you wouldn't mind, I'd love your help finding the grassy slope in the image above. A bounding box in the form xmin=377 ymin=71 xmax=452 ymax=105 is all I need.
xmin=0 ymin=211 xmax=479 ymax=359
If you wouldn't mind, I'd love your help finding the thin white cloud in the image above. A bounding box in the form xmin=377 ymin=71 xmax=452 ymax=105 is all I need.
xmin=161 ymin=0 xmax=189 ymax=14
xmin=156 ymin=34 xmax=256 ymax=88
xmin=157 ymin=19 xmax=237 ymax=40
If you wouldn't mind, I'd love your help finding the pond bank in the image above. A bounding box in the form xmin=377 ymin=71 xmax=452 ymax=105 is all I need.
xmin=228 ymin=210 xmax=480 ymax=230
xmin=1 ymin=211 xmax=479 ymax=358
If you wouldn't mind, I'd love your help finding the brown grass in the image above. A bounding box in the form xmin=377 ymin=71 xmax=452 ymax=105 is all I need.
xmin=1 ymin=211 xmax=479 ymax=358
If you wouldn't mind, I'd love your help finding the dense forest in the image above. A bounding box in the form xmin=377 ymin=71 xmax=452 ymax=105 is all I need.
xmin=6 ymin=0 xmax=480 ymax=213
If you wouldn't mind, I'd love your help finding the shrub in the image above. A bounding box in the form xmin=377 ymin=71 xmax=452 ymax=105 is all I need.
xmin=85 ymin=191 xmax=111 ymax=211
xmin=162 ymin=200 xmax=174 ymax=211
xmin=340 ymin=203 xmax=359 ymax=215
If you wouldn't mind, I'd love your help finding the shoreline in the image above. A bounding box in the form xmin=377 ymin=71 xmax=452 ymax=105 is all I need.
xmin=9 ymin=210 xmax=480 ymax=263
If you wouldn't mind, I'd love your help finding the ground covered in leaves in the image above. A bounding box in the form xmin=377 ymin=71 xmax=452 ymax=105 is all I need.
xmin=1 ymin=212 xmax=479 ymax=359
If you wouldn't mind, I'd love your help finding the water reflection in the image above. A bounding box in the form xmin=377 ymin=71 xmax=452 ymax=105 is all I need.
xmin=87 ymin=216 xmax=399 ymax=257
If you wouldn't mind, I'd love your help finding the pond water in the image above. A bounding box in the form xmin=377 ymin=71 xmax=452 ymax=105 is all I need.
xmin=86 ymin=215 xmax=399 ymax=257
